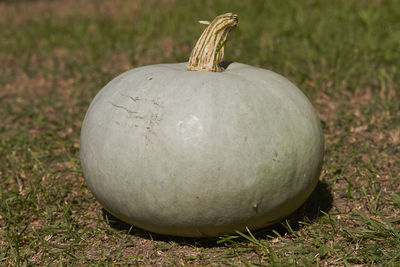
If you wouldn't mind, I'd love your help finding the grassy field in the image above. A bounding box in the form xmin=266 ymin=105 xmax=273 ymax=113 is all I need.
xmin=1 ymin=0 xmax=399 ymax=265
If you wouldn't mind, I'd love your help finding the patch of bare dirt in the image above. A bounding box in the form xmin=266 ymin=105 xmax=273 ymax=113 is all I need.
xmin=314 ymin=82 xmax=399 ymax=219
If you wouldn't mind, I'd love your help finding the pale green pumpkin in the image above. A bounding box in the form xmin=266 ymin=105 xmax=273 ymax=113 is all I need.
xmin=80 ymin=13 xmax=324 ymax=237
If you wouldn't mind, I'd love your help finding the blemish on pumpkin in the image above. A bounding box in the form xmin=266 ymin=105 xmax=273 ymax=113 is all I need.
xmin=128 ymin=115 xmax=144 ymax=120
xmin=121 ymin=94 xmax=141 ymax=102
xmin=110 ymin=102 xmax=138 ymax=114
xmin=253 ymin=203 xmax=259 ymax=212
xmin=143 ymin=112 xmax=163 ymax=144
xmin=152 ymin=98 xmax=163 ymax=108
xmin=272 ymin=151 xmax=279 ymax=161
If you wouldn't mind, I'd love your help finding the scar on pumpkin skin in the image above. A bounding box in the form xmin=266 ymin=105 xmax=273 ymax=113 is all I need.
xmin=110 ymin=102 xmax=138 ymax=114
xmin=121 ymin=94 xmax=141 ymax=102
xmin=253 ymin=203 xmax=259 ymax=212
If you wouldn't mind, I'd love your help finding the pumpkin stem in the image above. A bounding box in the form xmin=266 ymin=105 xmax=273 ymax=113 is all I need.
xmin=187 ymin=13 xmax=238 ymax=72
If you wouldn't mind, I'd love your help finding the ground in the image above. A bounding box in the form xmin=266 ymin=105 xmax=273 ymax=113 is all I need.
xmin=0 ymin=0 xmax=399 ymax=265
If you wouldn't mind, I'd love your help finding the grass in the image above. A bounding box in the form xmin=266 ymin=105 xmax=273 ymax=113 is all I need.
xmin=0 ymin=0 xmax=399 ymax=265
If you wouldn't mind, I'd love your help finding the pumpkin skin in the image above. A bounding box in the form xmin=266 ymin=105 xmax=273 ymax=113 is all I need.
xmin=80 ymin=62 xmax=324 ymax=237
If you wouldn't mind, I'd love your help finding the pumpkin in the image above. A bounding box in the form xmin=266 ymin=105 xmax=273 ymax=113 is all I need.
xmin=80 ymin=13 xmax=324 ymax=237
